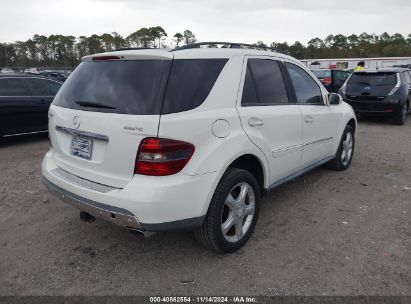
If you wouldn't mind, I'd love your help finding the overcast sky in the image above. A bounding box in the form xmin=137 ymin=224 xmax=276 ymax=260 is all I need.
xmin=1 ymin=0 xmax=411 ymax=45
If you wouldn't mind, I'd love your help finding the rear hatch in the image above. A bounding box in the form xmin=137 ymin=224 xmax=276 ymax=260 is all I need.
xmin=49 ymin=51 xmax=172 ymax=188
xmin=345 ymin=72 xmax=398 ymax=100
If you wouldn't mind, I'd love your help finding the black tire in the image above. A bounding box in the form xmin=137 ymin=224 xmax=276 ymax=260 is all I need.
xmin=194 ymin=168 xmax=260 ymax=253
xmin=325 ymin=125 xmax=355 ymax=171
xmin=393 ymin=103 xmax=408 ymax=125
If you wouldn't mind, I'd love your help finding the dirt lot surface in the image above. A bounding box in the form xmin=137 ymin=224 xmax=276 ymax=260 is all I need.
xmin=0 ymin=118 xmax=410 ymax=296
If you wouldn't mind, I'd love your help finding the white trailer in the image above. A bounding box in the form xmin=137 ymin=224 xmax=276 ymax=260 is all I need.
xmin=301 ymin=57 xmax=411 ymax=70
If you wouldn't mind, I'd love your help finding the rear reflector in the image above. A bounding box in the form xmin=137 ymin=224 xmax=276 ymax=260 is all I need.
xmin=135 ymin=138 xmax=195 ymax=176
xmin=323 ymin=77 xmax=332 ymax=85
xmin=92 ymin=56 xmax=121 ymax=61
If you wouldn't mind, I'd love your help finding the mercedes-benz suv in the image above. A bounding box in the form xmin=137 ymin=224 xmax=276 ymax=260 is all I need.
xmin=42 ymin=42 xmax=357 ymax=253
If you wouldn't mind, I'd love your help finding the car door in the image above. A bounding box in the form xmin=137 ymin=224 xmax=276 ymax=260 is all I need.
xmin=0 ymin=77 xmax=37 ymax=135
xmin=23 ymin=77 xmax=62 ymax=131
xmin=236 ymin=56 xmax=303 ymax=185
xmin=332 ymin=70 xmax=351 ymax=93
xmin=284 ymin=62 xmax=337 ymax=166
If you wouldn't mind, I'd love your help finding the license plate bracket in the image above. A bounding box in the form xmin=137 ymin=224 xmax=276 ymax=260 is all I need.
xmin=70 ymin=136 xmax=93 ymax=160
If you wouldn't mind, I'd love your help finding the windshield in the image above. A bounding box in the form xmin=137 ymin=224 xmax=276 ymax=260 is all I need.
xmin=53 ymin=60 xmax=171 ymax=115
xmin=348 ymin=72 xmax=397 ymax=86
xmin=53 ymin=58 xmax=227 ymax=115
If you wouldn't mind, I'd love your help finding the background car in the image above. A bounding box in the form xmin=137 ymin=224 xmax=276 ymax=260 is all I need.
xmin=339 ymin=68 xmax=411 ymax=124
xmin=0 ymin=67 xmax=15 ymax=74
xmin=39 ymin=70 xmax=69 ymax=82
xmin=311 ymin=69 xmax=351 ymax=93
xmin=0 ymin=74 xmax=62 ymax=137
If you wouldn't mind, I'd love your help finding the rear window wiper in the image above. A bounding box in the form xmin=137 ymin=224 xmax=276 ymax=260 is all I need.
xmin=75 ymin=101 xmax=116 ymax=109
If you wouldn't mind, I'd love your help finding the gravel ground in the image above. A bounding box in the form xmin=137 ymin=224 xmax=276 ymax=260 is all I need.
xmin=0 ymin=117 xmax=410 ymax=296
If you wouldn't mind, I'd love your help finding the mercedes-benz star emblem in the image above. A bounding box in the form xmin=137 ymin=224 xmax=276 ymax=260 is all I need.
xmin=73 ymin=115 xmax=81 ymax=129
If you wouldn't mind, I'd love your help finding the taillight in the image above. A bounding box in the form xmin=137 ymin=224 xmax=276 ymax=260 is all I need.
xmin=92 ymin=55 xmax=121 ymax=61
xmin=323 ymin=77 xmax=332 ymax=85
xmin=135 ymin=138 xmax=195 ymax=176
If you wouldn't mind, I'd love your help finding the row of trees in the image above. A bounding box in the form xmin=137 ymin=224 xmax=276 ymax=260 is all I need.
xmin=0 ymin=27 xmax=197 ymax=67
xmin=258 ymin=32 xmax=411 ymax=60
xmin=1 ymin=29 xmax=411 ymax=68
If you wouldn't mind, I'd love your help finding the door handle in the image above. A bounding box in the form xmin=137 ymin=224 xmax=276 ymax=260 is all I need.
xmin=304 ymin=116 xmax=314 ymax=123
xmin=248 ymin=117 xmax=264 ymax=127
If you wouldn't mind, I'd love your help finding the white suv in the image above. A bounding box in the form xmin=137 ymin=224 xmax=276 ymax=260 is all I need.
xmin=42 ymin=42 xmax=356 ymax=253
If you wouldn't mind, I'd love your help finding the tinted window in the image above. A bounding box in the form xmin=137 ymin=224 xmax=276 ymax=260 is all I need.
xmin=286 ymin=63 xmax=323 ymax=104
xmin=54 ymin=60 xmax=171 ymax=115
xmin=348 ymin=72 xmax=397 ymax=86
xmin=0 ymin=78 xmax=28 ymax=96
xmin=333 ymin=70 xmax=350 ymax=85
xmin=241 ymin=59 xmax=289 ymax=105
xmin=25 ymin=78 xmax=62 ymax=96
xmin=162 ymin=59 xmax=227 ymax=114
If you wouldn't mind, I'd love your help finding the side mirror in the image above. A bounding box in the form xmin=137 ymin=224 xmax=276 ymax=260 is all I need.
xmin=328 ymin=93 xmax=343 ymax=105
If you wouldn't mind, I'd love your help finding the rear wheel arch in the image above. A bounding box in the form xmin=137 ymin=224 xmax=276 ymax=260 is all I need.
xmin=347 ymin=118 xmax=356 ymax=133
xmin=226 ymin=154 xmax=266 ymax=193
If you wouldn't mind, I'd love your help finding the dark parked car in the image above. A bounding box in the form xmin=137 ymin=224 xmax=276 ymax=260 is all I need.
xmin=339 ymin=68 xmax=411 ymax=125
xmin=39 ymin=71 xmax=69 ymax=82
xmin=311 ymin=69 xmax=351 ymax=93
xmin=0 ymin=75 xmax=62 ymax=137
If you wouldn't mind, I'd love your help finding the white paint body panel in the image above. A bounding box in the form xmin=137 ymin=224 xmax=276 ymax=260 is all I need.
xmin=43 ymin=48 xmax=356 ymax=227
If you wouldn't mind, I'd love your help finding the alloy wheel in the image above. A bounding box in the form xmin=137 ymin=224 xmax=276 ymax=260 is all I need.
xmin=221 ymin=182 xmax=256 ymax=243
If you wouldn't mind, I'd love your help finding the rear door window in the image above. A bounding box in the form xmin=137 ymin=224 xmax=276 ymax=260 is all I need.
xmin=161 ymin=59 xmax=228 ymax=114
xmin=53 ymin=60 xmax=172 ymax=115
xmin=0 ymin=78 xmax=29 ymax=96
xmin=241 ymin=59 xmax=289 ymax=106
xmin=25 ymin=78 xmax=62 ymax=96
xmin=348 ymin=73 xmax=398 ymax=86
xmin=285 ymin=63 xmax=323 ymax=104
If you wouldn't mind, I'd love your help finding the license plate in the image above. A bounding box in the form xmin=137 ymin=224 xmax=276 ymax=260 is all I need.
xmin=70 ymin=136 xmax=92 ymax=160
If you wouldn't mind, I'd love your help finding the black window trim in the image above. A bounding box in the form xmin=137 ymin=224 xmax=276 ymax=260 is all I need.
xmin=241 ymin=57 xmax=296 ymax=107
xmin=283 ymin=61 xmax=326 ymax=106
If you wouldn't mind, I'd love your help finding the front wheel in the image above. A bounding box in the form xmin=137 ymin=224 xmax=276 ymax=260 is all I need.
xmin=194 ymin=168 xmax=260 ymax=253
xmin=325 ymin=125 xmax=355 ymax=171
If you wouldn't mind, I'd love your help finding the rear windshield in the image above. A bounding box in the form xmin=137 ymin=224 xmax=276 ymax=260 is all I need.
xmin=53 ymin=60 xmax=171 ymax=115
xmin=348 ymin=72 xmax=398 ymax=86
xmin=312 ymin=70 xmax=331 ymax=78
xmin=53 ymin=58 xmax=227 ymax=115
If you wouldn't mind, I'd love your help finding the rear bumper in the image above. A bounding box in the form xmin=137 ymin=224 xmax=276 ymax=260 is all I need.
xmin=42 ymin=150 xmax=217 ymax=232
xmin=344 ymin=100 xmax=401 ymax=115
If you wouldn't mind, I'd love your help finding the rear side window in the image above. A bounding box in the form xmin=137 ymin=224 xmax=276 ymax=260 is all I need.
xmin=0 ymin=78 xmax=28 ymax=96
xmin=285 ymin=63 xmax=323 ymax=104
xmin=161 ymin=59 xmax=227 ymax=114
xmin=348 ymin=72 xmax=398 ymax=86
xmin=54 ymin=60 xmax=171 ymax=115
xmin=25 ymin=78 xmax=61 ymax=96
xmin=241 ymin=59 xmax=289 ymax=106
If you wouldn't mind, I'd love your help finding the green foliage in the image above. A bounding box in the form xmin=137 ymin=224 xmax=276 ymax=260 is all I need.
xmin=1 ymin=30 xmax=411 ymax=68
xmin=0 ymin=26 xmax=191 ymax=67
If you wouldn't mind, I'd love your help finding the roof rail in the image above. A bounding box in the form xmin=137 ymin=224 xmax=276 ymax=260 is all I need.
xmin=114 ymin=47 xmax=157 ymax=51
xmin=173 ymin=42 xmax=288 ymax=55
